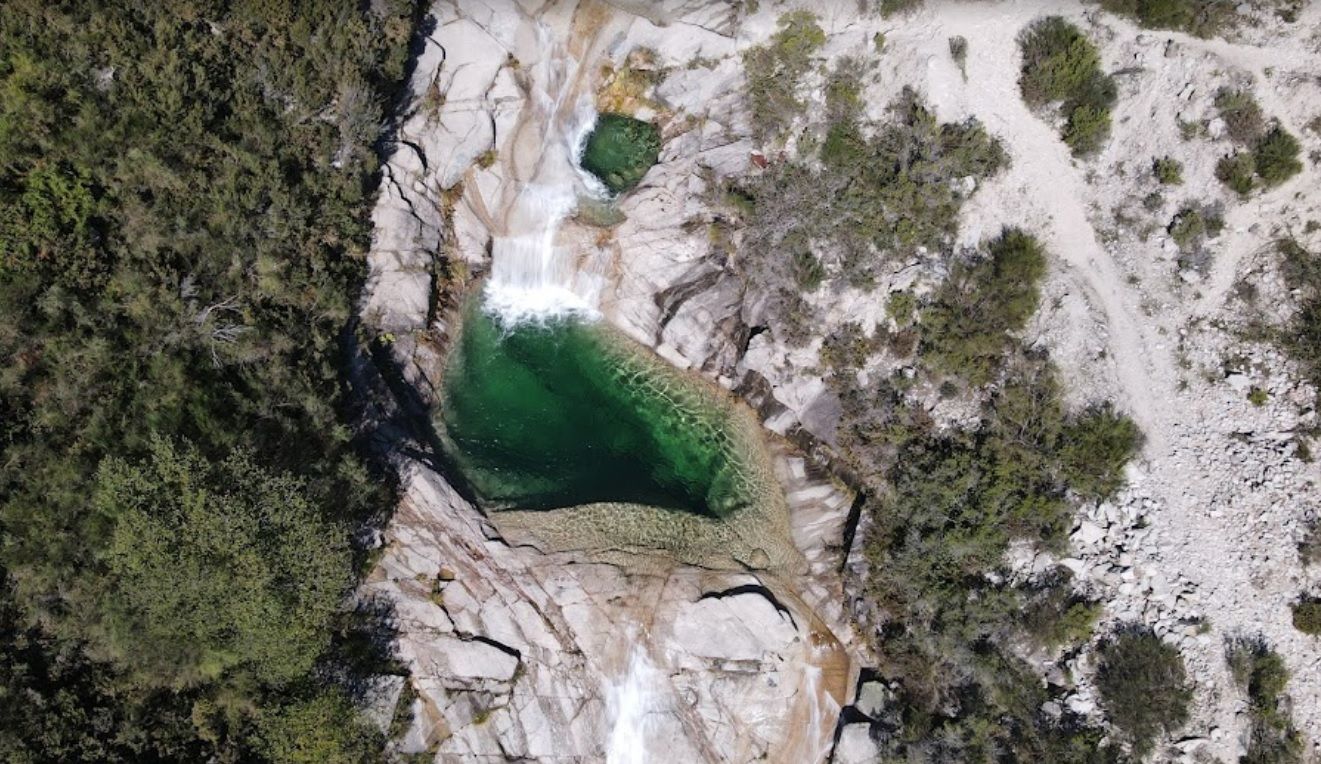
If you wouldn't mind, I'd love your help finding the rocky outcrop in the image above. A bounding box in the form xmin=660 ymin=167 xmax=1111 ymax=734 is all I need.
xmin=358 ymin=1 xmax=862 ymax=761
xmin=361 ymin=463 xmax=854 ymax=761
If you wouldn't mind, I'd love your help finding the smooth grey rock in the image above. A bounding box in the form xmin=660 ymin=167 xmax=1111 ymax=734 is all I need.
xmin=833 ymin=723 xmax=880 ymax=764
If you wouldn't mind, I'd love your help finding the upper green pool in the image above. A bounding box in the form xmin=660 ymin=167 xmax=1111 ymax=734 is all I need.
xmin=579 ymin=113 xmax=660 ymax=194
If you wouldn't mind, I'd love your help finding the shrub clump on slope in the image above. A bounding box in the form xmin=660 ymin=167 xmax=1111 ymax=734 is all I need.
xmin=824 ymin=226 xmax=1143 ymax=760
xmin=1018 ymin=16 xmax=1118 ymax=156
xmin=1213 ymin=89 xmax=1303 ymax=196
xmin=735 ymin=51 xmax=1006 ymax=342
xmin=1095 ymin=625 xmax=1193 ymax=756
xmin=742 ymin=10 xmax=826 ymax=143
xmin=919 ymin=228 xmax=1048 ymax=384
xmin=1273 ymin=238 xmax=1321 ymax=408
xmin=1097 ymin=0 xmax=1297 ymax=37
xmin=1225 ymin=635 xmax=1305 ymax=764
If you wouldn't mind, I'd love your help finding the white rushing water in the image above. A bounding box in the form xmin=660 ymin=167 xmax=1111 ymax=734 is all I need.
xmin=605 ymin=647 xmax=665 ymax=764
xmin=484 ymin=26 xmax=607 ymax=326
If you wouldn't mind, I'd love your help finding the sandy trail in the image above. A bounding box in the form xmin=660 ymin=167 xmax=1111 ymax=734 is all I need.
xmin=911 ymin=0 xmax=1175 ymax=455
xmin=895 ymin=2 xmax=1321 ymax=754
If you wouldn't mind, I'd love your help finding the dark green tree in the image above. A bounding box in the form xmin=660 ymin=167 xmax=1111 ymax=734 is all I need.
xmin=95 ymin=437 xmax=350 ymax=688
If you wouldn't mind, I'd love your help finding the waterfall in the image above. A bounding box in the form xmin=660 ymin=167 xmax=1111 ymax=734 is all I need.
xmin=484 ymin=25 xmax=606 ymax=326
xmin=604 ymin=647 xmax=665 ymax=763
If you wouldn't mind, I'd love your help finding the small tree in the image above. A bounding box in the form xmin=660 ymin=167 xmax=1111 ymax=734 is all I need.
xmin=258 ymin=691 xmax=384 ymax=764
xmin=95 ymin=437 xmax=351 ymax=688
xmin=1095 ymin=625 xmax=1192 ymax=755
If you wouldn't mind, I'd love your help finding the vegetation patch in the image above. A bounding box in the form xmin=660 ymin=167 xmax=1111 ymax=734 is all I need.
xmin=1225 ymin=635 xmax=1305 ymax=763
xmin=1153 ymin=156 xmax=1184 ymax=184
xmin=1273 ymin=238 xmax=1321 ymax=407
xmin=919 ymin=229 xmax=1047 ymax=384
xmin=1216 ymin=88 xmax=1265 ymax=144
xmin=1098 ymin=0 xmax=1253 ymax=37
xmin=1094 ymin=625 xmax=1193 ymax=756
xmin=733 ymin=63 xmax=1006 ymax=342
xmin=843 ymin=347 xmax=1140 ymax=760
xmin=1168 ymin=203 xmax=1224 ymax=272
xmin=1018 ymin=16 xmax=1118 ymax=156
xmin=948 ymin=35 xmax=969 ymax=79
xmin=1213 ymin=89 xmax=1303 ymax=196
xmin=741 ymin=10 xmax=826 ymax=143
xmin=0 ymin=0 xmax=418 ymax=758
xmin=1291 ymin=598 xmax=1321 ymax=635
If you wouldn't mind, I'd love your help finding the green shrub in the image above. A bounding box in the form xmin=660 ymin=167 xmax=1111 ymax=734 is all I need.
xmin=1153 ymin=156 xmax=1184 ymax=184
xmin=879 ymin=0 xmax=926 ymax=16
xmin=848 ymin=354 xmax=1135 ymax=761
xmin=1215 ymin=126 xmax=1303 ymax=195
xmin=1217 ymin=151 xmax=1257 ymax=195
xmin=820 ymin=321 xmax=881 ymax=371
xmin=1023 ymin=570 xmax=1102 ymax=649
xmin=1291 ymin=599 xmax=1321 ymax=635
xmin=1065 ymin=102 xmax=1114 ymax=155
xmin=1226 ymin=635 xmax=1305 ymax=764
xmin=1058 ymin=402 xmax=1144 ymax=501
xmin=742 ymin=11 xmax=826 ymax=142
xmin=0 ymin=0 xmax=414 ymax=755
xmin=1271 ymin=239 xmax=1321 ymax=409
xmin=0 ymin=161 xmax=103 ymax=287
xmin=887 ymin=290 xmax=917 ymax=326
xmin=1018 ymin=17 xmax=1116 ymax=156
xmin=1100 ymin=0 xmax=1245 ymax=37
xmin=1095 ymin=626 xmax=1193 ymax=755
xmin=1216 ymin=88 xmax=1265 ymax=144
xmin=1019 ymin=17 xmax=1104 ymax=105
xmin=1169 ymin=206 xmax=1207 ymax=249
xmin=920 ymin=228 xmax=1048 ymax=384
xmin=735 ymin=85 xmax=1006 ymax=341
xmin=96 ymin=437 xmax=350 ymax=687
xmin=1248 ymin=387 xmax=1269 ymax=406
xmin=1299 ymin=521 xmax=1321 ymax=567
xmin=1254 ymin=126 xmax=1303 ymax=188
xmin=258 ymin=691 xmax=385 ymax=764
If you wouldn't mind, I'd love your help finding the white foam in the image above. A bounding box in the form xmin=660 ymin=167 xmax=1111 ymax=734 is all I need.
xmin=484 ymin=30 xmax=607 ymax=326
xmin=605 ymin=648 xmax=665 ymax=764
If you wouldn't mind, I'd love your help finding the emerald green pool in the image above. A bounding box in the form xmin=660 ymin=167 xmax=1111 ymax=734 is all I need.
xmin=438 ymin=302 xmax=750 ymax=518
xmin=579 ymin=113 xmax=660 ymax=194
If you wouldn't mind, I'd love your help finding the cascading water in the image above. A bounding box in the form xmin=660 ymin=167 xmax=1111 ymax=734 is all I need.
xmin=437 ymin=17 xmax=840 ymax=764
xmin=484 ymin=26 xmax=606 ymax=325
xmin=605 ymin=647 xmax=666 ymax=763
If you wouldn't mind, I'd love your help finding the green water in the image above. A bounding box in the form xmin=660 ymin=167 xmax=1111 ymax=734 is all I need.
xmin=579 ymin=113 xmax=660 ymax=194
xmin=438 ymin=302 xmax=750 ymax=518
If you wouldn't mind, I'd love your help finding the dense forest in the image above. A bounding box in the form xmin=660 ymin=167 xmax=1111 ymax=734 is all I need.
xmin=0 ymin=1 xmax=420 ymax=760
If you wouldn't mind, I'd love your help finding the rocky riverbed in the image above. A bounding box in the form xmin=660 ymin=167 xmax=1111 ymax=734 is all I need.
xmin=358 ymin=0 xmax=1321 ymax=761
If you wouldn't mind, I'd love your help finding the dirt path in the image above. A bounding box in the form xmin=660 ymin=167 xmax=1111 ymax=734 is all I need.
xmin=895 ymin=2 xmax=1321 ymax=754
xmin=911 ymin=0 xmax=1175 ymax=455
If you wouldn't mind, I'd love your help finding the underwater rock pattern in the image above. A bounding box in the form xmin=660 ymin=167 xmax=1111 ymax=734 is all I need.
xmin=438 ymin=302 xmax=802 ymax=573
xmin=580 ymin=113 xmax=661 ymax=193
